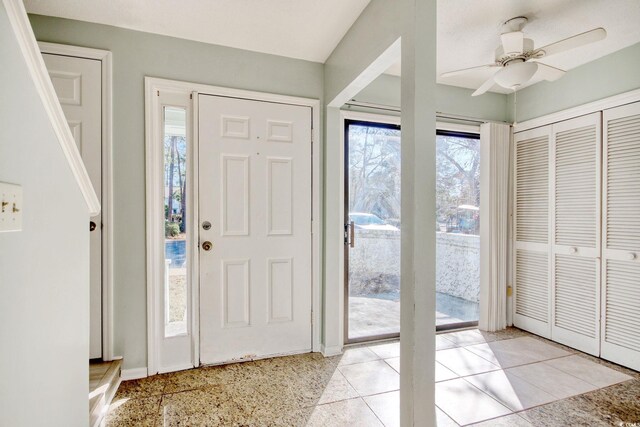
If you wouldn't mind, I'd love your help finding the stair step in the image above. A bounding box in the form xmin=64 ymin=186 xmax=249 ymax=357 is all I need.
xmin=89 ymin=360 xmax=122 ymax=427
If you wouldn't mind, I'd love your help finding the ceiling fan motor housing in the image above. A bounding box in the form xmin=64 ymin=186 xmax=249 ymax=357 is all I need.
xmin=495 ymin=38 xmax=534 ymax=63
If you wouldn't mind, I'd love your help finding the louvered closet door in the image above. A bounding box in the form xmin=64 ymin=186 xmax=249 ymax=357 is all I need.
xmin=601 ymin=102 xmax=640 ymax=371
xmin=514 ymin=126 xmax=551 ymax=338
xmin=551 ymin=113 xmax=601 ymax=356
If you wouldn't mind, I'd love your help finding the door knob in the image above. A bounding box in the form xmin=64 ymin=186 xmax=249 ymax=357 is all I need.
xmin=89 ymin=221 xmax=97 ymax=232
xmin=202 ymin=241 xmax=213 ymax=251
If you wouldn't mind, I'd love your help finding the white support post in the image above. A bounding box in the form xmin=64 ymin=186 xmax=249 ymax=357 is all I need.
xmin=400 ymin=0 xmax=437 ymax=425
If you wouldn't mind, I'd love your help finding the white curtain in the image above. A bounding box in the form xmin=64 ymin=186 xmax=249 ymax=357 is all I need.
xmin=479 ymin=122 xmax=511 ymax=331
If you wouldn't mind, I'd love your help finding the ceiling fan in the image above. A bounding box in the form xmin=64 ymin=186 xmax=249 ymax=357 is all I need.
xmin=441 ymin=17 xmax=607 ymax=96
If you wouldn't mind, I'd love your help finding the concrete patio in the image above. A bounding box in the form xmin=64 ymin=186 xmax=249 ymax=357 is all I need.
xmin=348 ymin=294 xmax=479 ymax=339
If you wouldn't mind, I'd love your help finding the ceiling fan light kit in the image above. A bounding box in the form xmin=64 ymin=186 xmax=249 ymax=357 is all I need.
xmin=494 ymin=61 xmax=538 ymax=89
xmin=441 ymin=15 xmax=607 ymax=96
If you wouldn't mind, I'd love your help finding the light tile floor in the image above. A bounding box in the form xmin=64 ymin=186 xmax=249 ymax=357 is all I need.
xmin=106 ymin=328 xmax=640 ymax=426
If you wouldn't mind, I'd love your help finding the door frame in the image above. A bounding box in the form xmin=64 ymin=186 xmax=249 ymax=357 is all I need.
xmin=145 ymin=77 xmax=321 ymax=375
xmin=38 ymin=42 xmax=115 ymax=361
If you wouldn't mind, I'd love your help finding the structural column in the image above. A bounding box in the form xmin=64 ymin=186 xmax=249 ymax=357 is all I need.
xmin=400 ymin=0 xmax=437 ymax=425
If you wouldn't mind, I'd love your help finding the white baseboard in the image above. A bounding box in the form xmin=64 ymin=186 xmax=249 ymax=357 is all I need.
xmin=321 ymin=344 xmax=343 ymax=357
xmin=120 ymin=367 xmax=148 ymax=381
xmin=157 ymin=363 xmax=194 ymax=375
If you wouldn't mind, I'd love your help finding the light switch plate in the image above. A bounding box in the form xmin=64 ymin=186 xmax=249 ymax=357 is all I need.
xmin=0 ymin=182 xmax=23 ymax=232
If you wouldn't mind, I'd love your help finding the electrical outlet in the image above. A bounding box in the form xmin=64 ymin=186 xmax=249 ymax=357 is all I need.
xmin=0 ymin=182 xmax=22 ymax=232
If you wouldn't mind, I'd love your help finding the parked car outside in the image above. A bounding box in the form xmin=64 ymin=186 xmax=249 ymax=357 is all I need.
xmin=349 ymin=212 xmax=400 ymax=231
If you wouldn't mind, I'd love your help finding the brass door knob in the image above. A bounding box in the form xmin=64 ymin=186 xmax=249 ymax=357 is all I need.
xmin=202 ymin=241 xmax=213 ymax=251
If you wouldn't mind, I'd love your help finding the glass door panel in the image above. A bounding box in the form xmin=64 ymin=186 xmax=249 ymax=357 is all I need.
xmin=163 ymin=106 xmax=188 ymax=337
xmin=435 ymin=131 xmax=481 ymax=330
xmin=345 ymin=120 xmax=401 ymax=342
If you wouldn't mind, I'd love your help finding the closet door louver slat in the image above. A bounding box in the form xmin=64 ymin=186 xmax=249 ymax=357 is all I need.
xmin=555 ymin=124 xmax=597 ymax=248
xmin=514 ymin=127 xmax=551 ymax=338
xmin=601 ymin=103 xmax=640 ymax=371
xmin=516 ymin=135 xmax=549 ymax=244
xmin=554 ymin=255 xmax=597 ymax=338
xmin=515 ymin=250 xmax=548 ymax=322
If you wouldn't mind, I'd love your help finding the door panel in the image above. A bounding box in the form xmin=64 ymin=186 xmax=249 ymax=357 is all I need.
xmin=551 ymin=113 xmax=601 ymax=355
xmin=601 ymin=102 xmax=640 ymax=371
xmin=198 ymin=94 xmax=312 ymax=364
xmin=42 ymin=53 xmax=103 ymax=359
xmin=344 ymin=120 xmax=401 ymax=342
xmin=513 ymin=126 xmax=551 ymax=338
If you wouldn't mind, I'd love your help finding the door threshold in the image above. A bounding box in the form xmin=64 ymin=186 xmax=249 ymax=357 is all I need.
xmin=200 ymin=348 xmax=313 ymax=367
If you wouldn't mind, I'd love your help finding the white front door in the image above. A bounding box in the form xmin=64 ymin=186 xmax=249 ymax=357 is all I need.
xmin=198 ymin=94 xmax=312 ymax=364
xmin=42 ymin=53 xmax=103 ymax=359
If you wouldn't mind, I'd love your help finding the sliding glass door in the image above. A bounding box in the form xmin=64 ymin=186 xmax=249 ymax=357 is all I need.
xmin=344 ymin=122 xmax=481 ymax=342
xmin=435 ymin=130 xmax=481 ymax=330
xmin=345 ymin=119 xmax=401 ymax=342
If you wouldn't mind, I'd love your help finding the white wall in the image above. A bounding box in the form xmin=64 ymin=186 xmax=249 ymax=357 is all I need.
xmin=0 ymin=5 xmax=90 ymax=426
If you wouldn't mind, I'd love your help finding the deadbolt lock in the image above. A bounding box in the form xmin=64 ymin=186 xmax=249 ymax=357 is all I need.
xmin=202 ymin=241 xmax=213 ymax=251
xmin=202 ymin=221 xmax=212 ymax=230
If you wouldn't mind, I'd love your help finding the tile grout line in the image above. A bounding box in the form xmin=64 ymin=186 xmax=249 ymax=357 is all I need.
xmin=360 ymin=395 xmax=390 ymax=427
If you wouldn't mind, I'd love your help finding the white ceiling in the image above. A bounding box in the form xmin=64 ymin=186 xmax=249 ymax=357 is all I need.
xmin=25 ymin=0 xmax=640 ymax=93
xmin=24 ymin=0 xmax=371 ymax=63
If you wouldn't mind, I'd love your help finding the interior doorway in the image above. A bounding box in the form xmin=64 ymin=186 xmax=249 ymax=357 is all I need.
xmin=40 ymin=43 xmax=113 ymax=360
xmin=344 ymin=118 xmax=402 ymax=343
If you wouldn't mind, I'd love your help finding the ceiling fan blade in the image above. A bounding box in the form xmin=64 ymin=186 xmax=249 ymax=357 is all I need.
xmin=534 ymin=28 xmax=606 ymax=58
xmin=501 ymin=31 xmax=524 ymax=55
xmin=472 ymin=75 xmax=497 ymax=97
xmin=440 ymin=63 xmax=500 ymax=79
xmin=535 ymin=63 xmax=566 ymax=82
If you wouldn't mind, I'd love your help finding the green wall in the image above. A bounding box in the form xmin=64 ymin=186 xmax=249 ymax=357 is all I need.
xmin=508 ymin=42 xmax=640 ymax=122
xmin=29 ymin=14 xmax=324 ymax=370
xmin=351 ymin=73 xmax=510 ymax=122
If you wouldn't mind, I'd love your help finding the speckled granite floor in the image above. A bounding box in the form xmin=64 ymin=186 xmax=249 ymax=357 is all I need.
xmin=105 ymin=328 xmax=640 ymax=426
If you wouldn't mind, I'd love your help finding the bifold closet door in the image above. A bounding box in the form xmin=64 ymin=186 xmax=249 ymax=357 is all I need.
xmin=551 ymin=113 xmax=601 ymax=356
xmin=514 ymin=126 xmax=551 ymax=338
xmin=601 ymin=102 xmax=640 ymax=371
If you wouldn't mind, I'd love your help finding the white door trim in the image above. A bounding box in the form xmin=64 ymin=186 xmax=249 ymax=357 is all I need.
xmin=145 ymin=77 xmax=321 ymax=375
xmin=2 ymin=0 xmax=100 ymax=216
xmin=38 ymin=41 xmax=115 ymax=362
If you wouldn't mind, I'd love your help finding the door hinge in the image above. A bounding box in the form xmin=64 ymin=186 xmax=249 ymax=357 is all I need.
xmin=311 ymin=309 xmax=313 ymax=325
xmin=190 ymin=93 xmax=193 ymax=99
xmin=157 ymin=90 xmax=160 ymax=96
